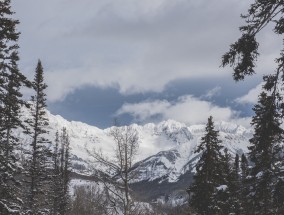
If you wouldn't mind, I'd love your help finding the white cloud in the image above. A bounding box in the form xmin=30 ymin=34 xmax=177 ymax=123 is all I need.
xmin=116 ymin=100 xmax=170 ymax=121
xmin=202 ymin=86 xmax=222 ymax=99
xmin=116 ymin=95 xmax=249 ymax=126
xmin=235 ymin=83 xmax=263 ymax=104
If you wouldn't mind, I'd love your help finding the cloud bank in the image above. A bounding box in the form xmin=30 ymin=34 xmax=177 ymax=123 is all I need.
xmin=116 ymin=94 xmax=251 ymax=127
xmin=12 ymin=0 xmax=281 ymax=102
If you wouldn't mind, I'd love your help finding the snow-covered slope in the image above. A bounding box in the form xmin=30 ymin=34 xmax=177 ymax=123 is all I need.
xmin=19 ymin=107 xmax=253 ymax=183
xmin=131 ymin=121 xmax=252 ymax=183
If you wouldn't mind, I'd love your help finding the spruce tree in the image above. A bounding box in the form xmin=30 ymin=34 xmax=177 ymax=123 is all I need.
xmin=51 ymin=128 xmax=71 ymax=215
xmin=273 ymin=178 xmax=284 ymax=214
xmin=0 ymin=1 xmax=29 ymax=213
xmin=188 ymin=116 xmax=223 ymax=215
xmin=51 ymin=131 xmax=60 ymax=215
xmin=217 ymin=150 xmax=242 ymax=215
xmin=221 ymin=1 xmax=284 ymax=213
xmin=240 ymin=154 xmax=249 ymax=181
xmin=24 ymin=60 xmax=51 ymax=214
xmin=240 ymin=153 xmax=250 ymax=214
xmin=231 ymin=153 xmax=242 ymax=215
xmin=248 ymin=89 xmax=284 ymax=214
xmin=214 ymin=148 xmax=232 ymax=214
xmin=60 ymin=127 xmax=71 ymax=215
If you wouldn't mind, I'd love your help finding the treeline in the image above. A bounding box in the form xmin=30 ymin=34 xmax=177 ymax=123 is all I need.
xmin=187 ymin=0 xmax=284 ymax=214
xmin=188 ymin=115 xmax=283 ymax=214
xmin=188 ymin=0 xmax=284 ymax=212
xmin=0 ymin=1 xmax=71 ymax=214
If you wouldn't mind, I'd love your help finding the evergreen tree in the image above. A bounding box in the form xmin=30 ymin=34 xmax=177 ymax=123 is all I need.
xmin=217 ymin=150 xmax=242 ymax=215
xmin=214 ymin=148 xmax=232 ymax=214
xmin=0 ymin=1 xmax=29 ymax=213
xmin=60 ymin=127 xmax=71 ymax=215
xmin=239 ymin=153 xmax=250 ymax=214
xmin=247 ymin=89 xmax=284 ymax=214
xmin=273 ymin=178 xmax=284 ymax=214
xmin=234 ymin=153 xmax=239 ymax=175
xmin=222 ymin=1 xmax=284 ymax=213
xmin=51 ymin=131 xmax=60 ymax=215
xmin=231 ymin=153 xmax=242 ymax=215
xmin=240 ymin=154 xmax=249 ymax=181
xmin=188 ymin=116 xmax=223 ymax=215
xmin=24 ymin=60 xmax=51 ymax=214
xmin=51 ymin=128 xmax=71 ymax=215
xmin=221 ymin=1 xmax=284 ymax=83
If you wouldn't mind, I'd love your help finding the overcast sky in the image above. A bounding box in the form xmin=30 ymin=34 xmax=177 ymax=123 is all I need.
xmin=12 ymin=0 xmax=282 ymax=128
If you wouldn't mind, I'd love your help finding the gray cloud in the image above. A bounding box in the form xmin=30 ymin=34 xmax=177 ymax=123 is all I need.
xmin=12 ymin=0 xmax=281 ymax=102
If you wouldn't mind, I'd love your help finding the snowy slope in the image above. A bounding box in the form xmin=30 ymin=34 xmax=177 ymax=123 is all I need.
xmin=131 ymin=121 xmax=252 ymax=183
xmin=19 ymin=107 xmax=253 ymax=183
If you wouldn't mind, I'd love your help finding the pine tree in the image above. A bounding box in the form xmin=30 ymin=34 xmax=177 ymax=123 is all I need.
xmin=239 ymin=153 xmax=250 ymax=214
xmin=214 ymin=148 xmax=232 ymax=214
xmin=248 ymin=89 xmax=284 ymax=214
xmin=60 ymin=127 xmax=71 ymax=215
xmin=0 ymin=1 xmax=29 ymax=213
xmin=217 ymin=150 xmax=243 ymax=215
xmin=221 ymin=1 xmax=284 ymax=83
xmin=231 ymin=153 xmax=242 ymax=215
xmin=273 ymin=178 xmax=284 ymax=214
xmin=51 ymin=131 xmax=60 ymax=215
xmin=51 ymin=128 xmax=71 ymax=215
xmin=24 ymin=60 xmax=51 ymax=214
xmin=221 ymin=1 xmax=284 ymax=213
xmin=240 ymin=154 xmax=249 ymax=181
xmin=188 ymin=116 xmax=223 ymax=215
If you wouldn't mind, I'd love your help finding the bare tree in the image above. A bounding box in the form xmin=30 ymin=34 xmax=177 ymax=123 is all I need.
xmin=89 ymin=125 xmax=139 ymax=215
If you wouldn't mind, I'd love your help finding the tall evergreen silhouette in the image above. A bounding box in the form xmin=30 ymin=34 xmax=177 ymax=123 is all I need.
xmin=0 ymin=0 xmax=29 ymax=213
xmin=51 ymin=128 xmax=71 ymax=215
xmin=188 ymin=116 xmax=223 ymax=215
xmin=24 ymin=60 xmax=51 ymax=214
xmin=240 ymin=153 xmax=250 ymax=213
xmin=248 ymin=88 xmax=284 ymax=214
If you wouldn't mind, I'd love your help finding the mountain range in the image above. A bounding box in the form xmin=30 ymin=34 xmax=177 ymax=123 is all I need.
xmin=19 ymin=108 xmax=253 ymax=206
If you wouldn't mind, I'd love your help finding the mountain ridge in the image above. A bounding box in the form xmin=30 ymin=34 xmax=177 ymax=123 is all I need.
xmin=19 ymin=107 xmax=253 ymax=204
xmin=20 ymin=108 xmax=252 ymax=181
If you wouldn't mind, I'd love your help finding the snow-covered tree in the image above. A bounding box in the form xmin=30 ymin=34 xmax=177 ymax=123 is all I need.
xmin=247 ymin=89 xmax=284 ymax=214
xmin=215 ymin=149 xmax=242 ymax=215
xmin=0 ymin=0 xmax=29 ymax=213
xmin=222 ymin=1 xmax=284 ymax=213
xmin=23 ymin=60 xmax=51 ymax=214
xmin=188 ymin=116 xmax=224 ymax=215
xmin=51 ymin=128 xmax=71 ymax=215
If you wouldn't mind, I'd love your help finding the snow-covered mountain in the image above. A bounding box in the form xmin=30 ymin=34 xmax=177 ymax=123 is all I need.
xmin=19 ymin=108 xmax=253 ymax=204
xmin=20 ymin=108 xmax=252 ymax=179
xmin=131 ymin=120 xmax=252 ymax=183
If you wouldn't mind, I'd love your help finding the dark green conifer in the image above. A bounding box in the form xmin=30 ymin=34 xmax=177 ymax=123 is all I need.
xmin=0 ymin=1 xmax=29 ymax=213
xmin=24 ymin=60 xmax=51 ymax=214
xmin=222 ymin=1 xmax=284 ymax=213
xmin=188 ymin=116 xmax=223 ymax=215
xmin=51 ymin=128 xmax=71 ymax=215
xmin=219 ymin=150 xmax=242 ymax=215
xmin=240 ymin=154 xmax=249 ymax=181
xmin=239 ymin=153 xmax=250 ymax=214
xmin=248 ymin=89 xmax=284 ymax=214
